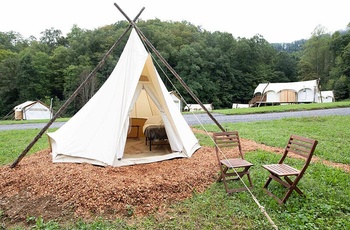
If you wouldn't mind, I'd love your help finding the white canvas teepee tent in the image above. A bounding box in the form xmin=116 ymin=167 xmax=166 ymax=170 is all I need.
xmin=47 ymin=29 xmax=200 ymax=167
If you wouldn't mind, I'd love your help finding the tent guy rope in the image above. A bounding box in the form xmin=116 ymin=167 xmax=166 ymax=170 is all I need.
xmin=180 ymin=111 xmax=279 ymax=230
xmin=112 ymin=3 xmax=278 ymax=228
xmin=147 ymin=50 xmax=279 ymax=229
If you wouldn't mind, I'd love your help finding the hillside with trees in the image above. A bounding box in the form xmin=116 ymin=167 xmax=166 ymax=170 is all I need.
xmin=0 ymin=20 xmax=349 ymax=117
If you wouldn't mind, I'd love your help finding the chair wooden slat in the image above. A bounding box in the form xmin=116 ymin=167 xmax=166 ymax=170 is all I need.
xmin=262 ymin=164 xmax=300 ymax=176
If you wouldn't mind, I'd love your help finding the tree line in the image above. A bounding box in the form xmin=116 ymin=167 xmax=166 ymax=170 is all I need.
xmin=0 ymin=20 xmax=349 ymax=117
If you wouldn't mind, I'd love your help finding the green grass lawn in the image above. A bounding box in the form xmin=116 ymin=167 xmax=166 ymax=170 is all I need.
xmin=195 ymin=115 xmax=350 ymax=165
xmin=214 ymin=100 xmax=350 ymax=115
xmin=1 ymin=106 xmax=349 ymax=229
xmin=0 ymin=117 xmax=69 ymax=125
xmin=0 ymin=128 xmax=57 ymax=165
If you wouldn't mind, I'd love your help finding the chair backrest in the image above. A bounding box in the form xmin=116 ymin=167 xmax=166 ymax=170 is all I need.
xmin=213 ymin=131 xmax=244 ymax=159
xmin=280 ymin=134 xmax=318 ymax=172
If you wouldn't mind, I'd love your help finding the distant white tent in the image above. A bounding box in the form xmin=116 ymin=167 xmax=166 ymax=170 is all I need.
xmin=184 ymin=104 xmax=213 ymax=112
xmin=14 ymin=101 xmax=52 ymax=120
xmin=169 ymin=91 xmax=182 ymax=111
xmin=252 ymin=79 xmax=335 ymax=104
xmin=232 ymin=103 xmax=250 ymax=109
xmin=319 ymin=90 xmax=335 ymax=103
xmin=47 ymin=29 xmax=200 ymax=167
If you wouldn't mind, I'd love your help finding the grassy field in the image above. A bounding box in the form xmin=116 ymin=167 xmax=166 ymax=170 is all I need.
xmin=1 ymin=104 xmax=350 ymax=229
xmin=214 ymin=100 xmax=350 ymax=115
xmin=0 ymin=128 xmax=57 ymax=165
xmin=0 ymin=117 xmax=69 ymax=125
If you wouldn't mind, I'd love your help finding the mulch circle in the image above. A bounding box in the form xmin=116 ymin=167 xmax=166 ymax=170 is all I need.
xmin=1 ymin=136 xmax=348 ymax=227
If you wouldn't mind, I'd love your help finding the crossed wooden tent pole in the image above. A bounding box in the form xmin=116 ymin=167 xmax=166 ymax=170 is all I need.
xmin=10 ymin=3 xmax=225 ymax=168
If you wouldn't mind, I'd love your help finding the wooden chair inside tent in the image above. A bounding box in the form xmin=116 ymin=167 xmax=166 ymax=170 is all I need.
xmin=262 ymin=134 xmax=318 ymax=204
xmin=213 ymin=131 xmax=254 ymax=194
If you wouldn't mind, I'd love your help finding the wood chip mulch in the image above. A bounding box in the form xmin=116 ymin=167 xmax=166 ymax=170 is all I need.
xmin=0 ymin=136 xmax=348 ymax=227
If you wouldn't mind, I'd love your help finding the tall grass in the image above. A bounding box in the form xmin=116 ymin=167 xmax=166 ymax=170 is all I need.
xmin=0 ymin=114 xmax=349 ymax=229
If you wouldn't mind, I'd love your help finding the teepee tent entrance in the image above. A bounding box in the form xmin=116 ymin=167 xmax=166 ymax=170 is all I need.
xmin=130 ymin=88 xmax=159 ymax=118
xmin=47 ymin=29 xmax=200 ymax=167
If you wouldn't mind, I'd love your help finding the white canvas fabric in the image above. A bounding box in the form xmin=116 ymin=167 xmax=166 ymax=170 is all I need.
xmin=47 ymin=29 xmax=200 ymax=167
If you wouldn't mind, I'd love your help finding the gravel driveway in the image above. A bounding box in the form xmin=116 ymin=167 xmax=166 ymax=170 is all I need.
xmin=1 ymin=107 xmax=350 ymax=131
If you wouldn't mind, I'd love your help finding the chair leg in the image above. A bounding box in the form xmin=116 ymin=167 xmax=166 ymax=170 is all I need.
xmin=217 ymin=166 xmax=228 ymax=182
xmin=247 ymin=174 xmax=253 ymax=188
xmin=263 ymin=176 xmax=273 ymax=189
xmin=280 ymin=178 xmax=304 ymax=204
xmin=220 ymin=167 xmax=230 ymax=193
xmin=222 ymin=178 xmax=230 ymax=194
xmin=285 ymin=176 xmax=303 ymax=195
xmin=264 ymin=174 xmax=305 ymax=204
xmin=218 ymin=167 xmax=253 ymax=194
xmin=263 ymin=176 xmax=286 ymax=204
xmin=281 ymin=188 xmax=295 ymax=204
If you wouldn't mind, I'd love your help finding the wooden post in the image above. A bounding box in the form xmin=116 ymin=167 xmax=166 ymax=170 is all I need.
xmin=258 ymin=82 xmax=269 ymax=107
xmin=10 ymin=7 xmax=145 ymax=168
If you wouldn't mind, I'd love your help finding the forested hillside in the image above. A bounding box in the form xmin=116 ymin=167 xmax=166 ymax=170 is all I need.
xmin=0 ymin=20 xmax=349 ymax=117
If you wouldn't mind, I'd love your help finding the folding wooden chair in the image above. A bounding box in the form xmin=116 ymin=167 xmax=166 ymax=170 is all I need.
xmin=213 ymin=131 xmax=254 ymax=194
xmin=262 ymin=134 xmax=318 ymax=204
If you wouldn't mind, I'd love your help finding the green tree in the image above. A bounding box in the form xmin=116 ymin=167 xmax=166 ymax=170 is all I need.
xmin=334 ymin=75 xmax=349 ymax=99
xmin=273 ymin=51 xmax=298 ymax=82
xmin=40 ymin=28 xmax=66 ymax=47
xmin=298 ymin=25 xmax=332 ymax=84
xmin=328 ymin=25 xmax=350 ymax=96
xmin=0 ymin=54 xmax=20 ymax=115
xmin=17 ymin=50 xmax=51 ymax=101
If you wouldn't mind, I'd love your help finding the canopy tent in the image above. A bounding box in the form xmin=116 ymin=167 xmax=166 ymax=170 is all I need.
xmin=47 ymin=29 xmax=200 ymax=167
xmin=14 ymin=101 xmax=52 ymax=120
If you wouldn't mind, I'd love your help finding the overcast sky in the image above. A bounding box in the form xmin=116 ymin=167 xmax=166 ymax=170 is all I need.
xmin=1 ymin=0 xmax=349 ymax=43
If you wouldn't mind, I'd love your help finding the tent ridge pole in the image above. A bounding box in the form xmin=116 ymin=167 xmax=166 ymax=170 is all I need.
xmin=10 ymin=7 xmax=145 ymax=168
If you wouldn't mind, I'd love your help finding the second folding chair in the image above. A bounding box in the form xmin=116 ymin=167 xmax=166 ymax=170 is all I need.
xmin=262 ymin=134 xmax=318 ymax=204
xmin=213 ymin=131 xmax=254 ymax=194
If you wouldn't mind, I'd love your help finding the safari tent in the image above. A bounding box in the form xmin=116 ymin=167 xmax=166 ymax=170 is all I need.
xmin=14 ymin=101 xmax=52 ymax=120
xmin=250 ymin=79 xmax=333 ymax=105
xmin=47 ymin=29 xmax=201 ymax=167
